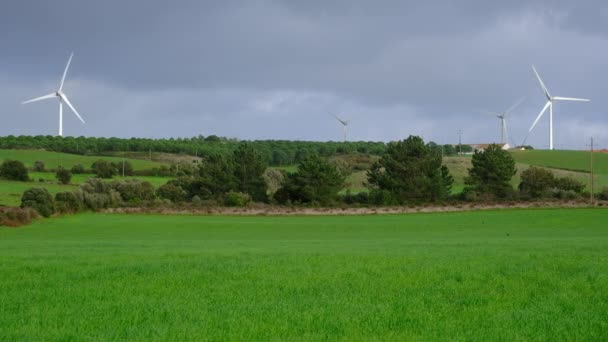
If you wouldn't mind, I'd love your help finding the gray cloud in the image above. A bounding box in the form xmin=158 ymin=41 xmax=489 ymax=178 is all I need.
xmin=1 ymin=0 xmax=606 ymax=149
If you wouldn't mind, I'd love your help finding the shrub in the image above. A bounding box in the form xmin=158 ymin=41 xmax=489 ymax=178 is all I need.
xmin=33 ymin=160 xmax=45 ymax=172
xmin=71 ymin=164 xmax=86 ymax=174
xmin=157 ymin=183 xmax=187 ymax=203
xmin=0 ymin=207 xmax=38 ymax=227
xmin=519 ymin=167 xmax=555 ymax=199
xmin=55 ymin=167 xmax=72 ymax=185
xmin=77 ymin=178 xmax=121 ymax=211
xmin=223 ymin=192 xmax=251 ymax=207
xmin=114 ymin=161 xmax=134 ymax=176
xmin=263 ymin=168 xmax=286 ymax=195
xmin=111 ymin=179 xmax=156 ymax=204
xmin=0 ymin=160 xmax=29 ymax=182
xmin=599 ymin=187 xmax=608 ymax=201
xmin=342 ymin=191 xmax=370 ymax=205
xmin=21 ymin=188 xmax=55 ymax=217
xmin=554 ymin=177 xmax=585 ymax=194
xmin=55 ymin=192 xmax=82 ymax=214
xmin=91 ymin=160 xmax=117 ymax=179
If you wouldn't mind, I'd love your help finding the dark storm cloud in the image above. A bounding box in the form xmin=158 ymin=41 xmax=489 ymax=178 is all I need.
xmin=0 ymin=0 xmax=606 ymax=148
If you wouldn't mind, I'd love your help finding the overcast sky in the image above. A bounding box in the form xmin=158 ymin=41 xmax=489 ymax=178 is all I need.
xmin=1 ymin=1 xmax=606 ymax=149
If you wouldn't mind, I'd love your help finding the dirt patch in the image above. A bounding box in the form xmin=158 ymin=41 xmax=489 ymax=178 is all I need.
xmin=103 ymin=201 xmax=606 ymax=217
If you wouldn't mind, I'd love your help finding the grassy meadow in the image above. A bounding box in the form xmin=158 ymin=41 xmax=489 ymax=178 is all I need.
xmin=511 ymin=150 xmax=608 ymax=175
xmin=1 ymin=209 xmax=608 ymax=340
xmin=0 ymin=149 xmax=164 ymax=170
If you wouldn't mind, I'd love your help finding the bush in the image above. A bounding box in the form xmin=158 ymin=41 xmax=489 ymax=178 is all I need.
xmin=55 ymin=192 xmax=82 ymax=214
xmin=0 ymin=207 xmax=38 ymax=227
xmin=519 ymin=167 xmax=555 ymax=199
xmin=21 ymin=188 xmax=55 ymax=217
xmin=114 ymin=161 xmax=134 ymax=176
xmin=554 ymin=177 xmax=585 ymax=194
xmin=223 ymin=192 xmax=251 ymax=207
xmin=91 ymin=160 xmax=117 ymax=179
xmin=71 ymin=164 xmax=86 ymax=174
xmin=157 ymin=183 xmax=187 ymax=203
xmin=77 ymin=178 xmax=121 ymax=211
xmin=33 ymin=160 xmax=45 ymax=172
xmin=111 ymin=179 xmax=156 ymax=204
xmin=342 ymin=191 xmax=370 ymax=205
xmin=599 ymin=187 xmax=608 ymax=201
xmin=55 ymin=167 xmax=72 ymax=185
xmin=0 ymin=160 xmax=29 ymax=182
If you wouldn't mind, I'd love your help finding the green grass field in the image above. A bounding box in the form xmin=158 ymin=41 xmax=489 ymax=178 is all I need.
xmin=511 ymin=150 xmax=608 ymax=175
xmin=0 ymin=149 xmax=164 ymax=171
xmin=1 ymin=209 xmax=607 ymax=340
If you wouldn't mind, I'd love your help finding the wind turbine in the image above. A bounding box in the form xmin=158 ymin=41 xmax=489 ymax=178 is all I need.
xmin=481 ymin=97 xmax=525 ymax=146
xmin=331 ymin=114 xmax=350 ymax=142
xmin=523 ymin=66 xmax=589 ymax=150
xmin=22 ymin=53 xmax=85 ymax=137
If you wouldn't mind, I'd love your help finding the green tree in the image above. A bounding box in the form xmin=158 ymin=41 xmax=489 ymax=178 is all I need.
xmin=92 ymin=160 xmax=117 ymax=179
xmin=367 ymin=136 xmax=453 ymax=204
xmin=21 ymin=188 xmax=55 ymax=217
xmin=519 ymin=167 xmax=555 ymax=198
xmin=465 ymin=144 xmax=516 ymax=199
xmin=157 ymin=183 xmax=187 ymax=202
xmin=55 ymin=167 xmax=73 ymax=185
xmin=71 ymin=164 xmax=86 ymax=174
xmin=33 ymin=160 xmax=45 ymax=172
xmin=275 ymin=155 xmax=345 ymax=205
xmin=232 ymin=143 xmax=268 ymax=202
xmin=197 ymin=154 xmax=236 ymax=198
xmin=0 ymin=160 xmax=29 ymax=181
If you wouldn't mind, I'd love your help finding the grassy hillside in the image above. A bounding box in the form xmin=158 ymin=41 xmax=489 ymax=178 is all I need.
xmin=511 ymin=150 xmax=608 ymax=175
xmin=0 ymin=149 xmax=165 ymax=171
xmin=445 ymin=156 xmax=608 ymax=193
xmin=1 ymin=209 xmax=608 ymax=340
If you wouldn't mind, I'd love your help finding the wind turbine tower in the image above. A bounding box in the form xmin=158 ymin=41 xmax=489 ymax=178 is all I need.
xmin=332 ymin=114 xmax=350 ymax=142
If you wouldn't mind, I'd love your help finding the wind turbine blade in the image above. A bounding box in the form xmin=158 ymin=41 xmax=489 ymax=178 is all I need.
xmin=331 ymin=113 xmax=347 ymax=126
xmin=504 ymin=96 xmax=526 ymax=116
xmin=528 ymin=101 xmax=551 ymax=133
xmin=552 ymin=96 xmax=590 ymax=102
xmin=22 ymin=93 xmax=57 ymax=104
xmin=479 ymin=110 xmax=500 ymax=117
xmin=59 ymin=93 xmax=85 ymax=124
xmin=532 ymin=65 xmax=551 ymax=100
xmin=59 ymin=52 xmax=74 ymax=91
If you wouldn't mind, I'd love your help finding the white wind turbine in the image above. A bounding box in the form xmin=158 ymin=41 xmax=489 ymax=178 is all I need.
xmin=523 ymin=66 xmax=589 ymax=150
xmin=331 ymin=114 xmax=350 ymax=142
xmin=22 ymin=53 xmax=85 ymax=136
xmin=481 ymin=97 xmax=525 ymax=146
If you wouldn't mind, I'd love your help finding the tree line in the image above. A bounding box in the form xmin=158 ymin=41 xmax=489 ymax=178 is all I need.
xmin=3 ymin=136 xmax=602 ymax=224
xmin=0 ymin=135 xmax=480 ymax=166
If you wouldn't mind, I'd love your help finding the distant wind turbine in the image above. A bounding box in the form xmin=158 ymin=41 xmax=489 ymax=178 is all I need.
xmin=331 ymin=114 xmax=350 ymax=142
xmin=22 ymin=52 xmax=85 ymax=137
xmin=523 ymin=66 xmax=589 ymax=150
xmin=481 ymin=97 xmax=525 ymax=146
